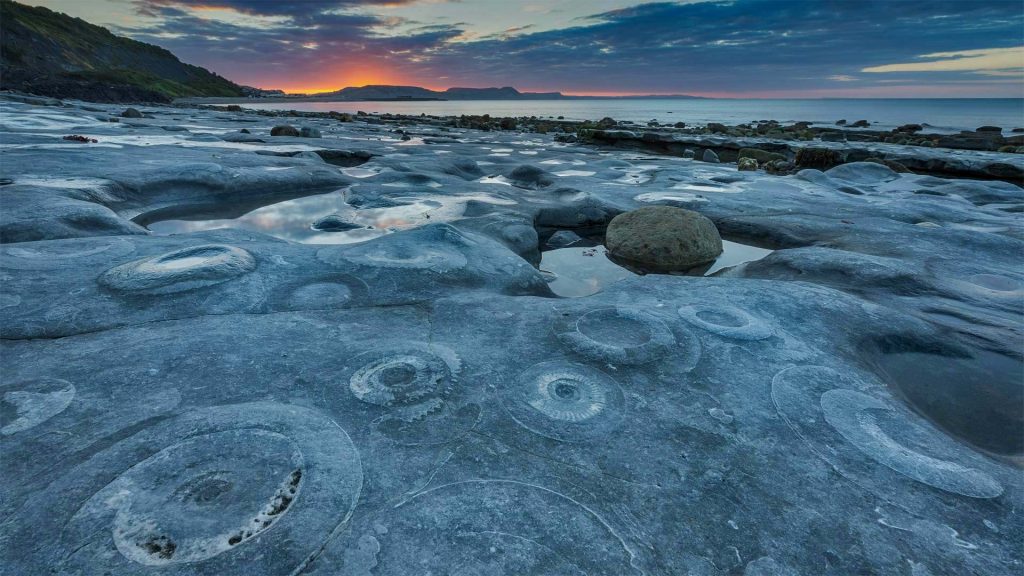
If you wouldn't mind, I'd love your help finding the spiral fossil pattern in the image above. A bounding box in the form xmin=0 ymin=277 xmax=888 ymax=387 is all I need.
xmin=501 ymin=360 xmax=625 ymax=442
xmin=12 ymin=402 xmax=362 ymax=575
xmin=772 ymin=365 xmax=1003 ymax=499
xmin=348 ymin=343 xmax=460 ymax=408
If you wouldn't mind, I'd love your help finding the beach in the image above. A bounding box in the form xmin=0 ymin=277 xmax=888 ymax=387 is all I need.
xmin=1 ymin=92 xmax=1022 ymax=575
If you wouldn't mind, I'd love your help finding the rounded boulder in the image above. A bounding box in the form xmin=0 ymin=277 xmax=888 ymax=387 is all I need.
xmin=270 ymin=125 xmax=300 ymax=137
xmin=605 ymin=206 xmax=723 ymax=271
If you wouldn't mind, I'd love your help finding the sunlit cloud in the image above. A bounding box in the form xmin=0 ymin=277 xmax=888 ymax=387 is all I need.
xmin=25 ymin=0 xmax=1024 ymax=97
xmin=862 ymin=46 xmax=1024 ymax=75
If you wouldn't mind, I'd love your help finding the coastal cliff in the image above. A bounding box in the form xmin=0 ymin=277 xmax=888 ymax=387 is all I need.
xmin=0 ymin=0 xmax=241 ymax=102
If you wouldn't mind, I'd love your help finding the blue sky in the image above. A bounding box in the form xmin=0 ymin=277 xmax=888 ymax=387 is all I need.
xmin=29 ymin=0 xmax=1024 ymax=96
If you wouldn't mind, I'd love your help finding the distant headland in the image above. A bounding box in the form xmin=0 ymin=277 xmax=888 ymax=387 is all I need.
xmin=196 ymin=84 xmax=707 ymax=104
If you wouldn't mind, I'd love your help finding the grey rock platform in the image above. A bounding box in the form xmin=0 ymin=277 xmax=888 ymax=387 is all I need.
xmin=0 ymin=94 xmax=1021 ymax=575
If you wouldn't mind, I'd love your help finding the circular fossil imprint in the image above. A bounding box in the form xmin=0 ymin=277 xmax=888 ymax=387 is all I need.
xmin=45 ymin=402 xmax=362 ymax=574
xmin=348 ymin=343 xmax=460 ymax=409
xmin=677 ymin=303 xmax=773 ymax=341
xmin=501 ymin=360 xmax=625 ymax=442
xmin=1 ymin=378 xmax=75 ymax=435
xmin=281 ymin=274 xmax=370 ymax=311
xmin=99 ymin=244 xmax=256 ymax=294
xmin=331 ymin=342 xmax=476 ymax=445
xmin=0 ymin=237 xmax=135 ymax=270
xmin=339 ymin=480 xmax=640 ymax=575
xmin=554 ymin=307 xmax=680 ymax=365
xmin=771 ymin=365 xmax=1002 ymax=499
xmin=342 ymin=242 xmax=468 ymax=272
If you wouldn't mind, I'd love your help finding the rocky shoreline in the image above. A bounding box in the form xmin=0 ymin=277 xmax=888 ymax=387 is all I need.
xmin=1 ymin=91 xmax=1022 ymax=576
xmin=178 ymin=97 xmax=1024 ymax=184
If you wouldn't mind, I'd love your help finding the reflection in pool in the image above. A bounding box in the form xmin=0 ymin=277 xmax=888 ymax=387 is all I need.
xmin=540 ymin=239 xmax=774 ymax=298
xmin=541 ymin=245 xmax=636 ymax=298
xmin=147 ymin=190 xmax=516 ymax=245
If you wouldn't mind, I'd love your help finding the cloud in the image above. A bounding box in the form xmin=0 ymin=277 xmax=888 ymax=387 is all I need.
xmin=61 ymin=0 xmax=1023 ymax=95
xmin=862 ymin=46 xmax=1024 ymax=75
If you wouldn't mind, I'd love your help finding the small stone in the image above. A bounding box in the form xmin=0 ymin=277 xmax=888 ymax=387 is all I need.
xmin=271 ymin=125 xmax=300 ymax=137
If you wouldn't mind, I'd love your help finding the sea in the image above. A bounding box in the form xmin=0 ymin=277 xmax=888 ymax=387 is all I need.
xmin=237 ymin=98 xmax=1024 ymax=134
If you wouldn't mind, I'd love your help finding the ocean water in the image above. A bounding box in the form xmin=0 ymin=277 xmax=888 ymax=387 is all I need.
xmin=237 ymin=98 xmax=1024 ymax=134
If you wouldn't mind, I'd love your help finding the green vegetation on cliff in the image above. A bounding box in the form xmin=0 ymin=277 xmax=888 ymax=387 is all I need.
xmin=0 ymin=0 xmax=242 ymax=102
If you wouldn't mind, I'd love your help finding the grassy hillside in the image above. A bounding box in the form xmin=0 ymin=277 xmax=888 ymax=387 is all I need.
xmin=0 ymin=0 xmax=243 ymax=102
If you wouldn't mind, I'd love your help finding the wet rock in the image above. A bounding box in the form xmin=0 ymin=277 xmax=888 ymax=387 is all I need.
xmin=702 ymin=149 xmax=720 ymax=163
xmin=977 ymin=126 xmax=1003 ymax=133
xmin=312 ymin=214 xmax=362 ymax=232
xmin=120 ymin=107 xmax=142 ymax=118
xmin=896 ymin=124 xmax=923 ymax=133
xmin=271 ymin=125 xmax=300 ymax=137
xmin=825 ymin=161 xmax=900 ymax=183
xmin=605 ymin=206 xmax=723 ymax=271
xmin=508 ymin=164 xmax=554 ymax=188
xmin=221 ymin=132 xmax=265 ymax=143
xmin=1 ymin=97 xmax=1022 ymax=576
xmin=313 ymin=149 xmax=373 ymax=167
xmin=738 ymin=157 xmax=758 ymax=171
xmin=739 ymin=148 xmax=786 ymax=164
xmin=597 ymin=117 xmax=617 ymax=128
xmin=851 ymin=120 xmax=870 ymax=128
xmin=300 ymin=126 xmax=322 ymax=138
xmin=440 ymin=158 xmax=485 ymax=180
xmin=545 ymin=230 xmax=584 ymax=248
xmin=794 ymin=147 xmax=842 ymax=170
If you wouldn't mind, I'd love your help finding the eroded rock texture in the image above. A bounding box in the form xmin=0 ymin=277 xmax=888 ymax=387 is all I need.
xmin=0 ymin=95 xmax=1021 ymax=576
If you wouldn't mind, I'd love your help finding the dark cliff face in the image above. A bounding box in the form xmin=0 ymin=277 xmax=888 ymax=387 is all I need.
xmin=0 ymin=0 xmax=243 ymax=102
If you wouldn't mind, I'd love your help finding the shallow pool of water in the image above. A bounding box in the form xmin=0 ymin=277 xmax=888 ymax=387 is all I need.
xmin=540 ymin=245 xmax=636 ymax=298
xmin=540 ymin=239 xmax=775 ymax=297
xmin=147 ymin=190 xmax=516 ymax=245
xmin=863 ymin=335 xmax=1024 ymax=458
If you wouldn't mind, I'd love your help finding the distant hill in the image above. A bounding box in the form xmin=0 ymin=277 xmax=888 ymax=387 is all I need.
xmin=312 ymin=85 xmax=702 ymax=101
xmin=320 ymin=85 xmax=564 ymax=101
xmin=0 ymin=0 xmax=242 ymax=102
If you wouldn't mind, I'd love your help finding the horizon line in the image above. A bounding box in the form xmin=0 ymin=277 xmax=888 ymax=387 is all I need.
xmin=261 ymin=85 xmax=1023 ymax=100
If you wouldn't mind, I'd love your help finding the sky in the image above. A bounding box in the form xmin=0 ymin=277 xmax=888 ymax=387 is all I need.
xmin=27 ymin=0 xmax=1024 ymax=97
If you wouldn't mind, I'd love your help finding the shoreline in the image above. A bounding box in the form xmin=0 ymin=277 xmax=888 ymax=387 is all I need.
xmin=2 ymin=93 xmax=1022 ymax=575
xmin=175 ymin=99 xmax=1024 ymax=184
